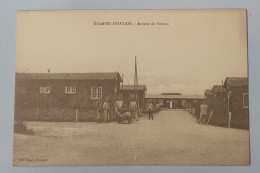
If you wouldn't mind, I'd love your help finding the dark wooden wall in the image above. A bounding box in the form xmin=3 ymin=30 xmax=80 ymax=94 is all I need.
xmin=15 ymin=78 xmax=120 ymax=109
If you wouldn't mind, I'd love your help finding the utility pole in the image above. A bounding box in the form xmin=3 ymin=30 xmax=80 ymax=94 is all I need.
xmin=227 ymin=79 xmax=232 ymax=128
xmin=134 ymin=56 xmax=140 ymax=113
xmin=122 ymin=73 xmax=124 ymax=91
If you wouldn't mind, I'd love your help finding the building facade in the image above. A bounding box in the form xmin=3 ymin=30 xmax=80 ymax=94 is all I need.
xmin=145 ymin=94 xmax=204 ymax=109
xmin=223 ymin=77 xmax=249 ymax=128
xmin=15 ymin=72 xmax=123 ymax=109
xmin=204 ymin=77 xmax=248 ymax=128
xmin=120 ymin=85 xmax=147 ymax=110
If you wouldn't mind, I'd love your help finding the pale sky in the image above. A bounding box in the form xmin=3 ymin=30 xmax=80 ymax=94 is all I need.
xmin=16 ymin=10 xmax=248 ymax=95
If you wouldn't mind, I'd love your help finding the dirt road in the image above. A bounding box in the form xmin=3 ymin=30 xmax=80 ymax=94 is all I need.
xmin=13 ymin=109 xmax=250 ymax=166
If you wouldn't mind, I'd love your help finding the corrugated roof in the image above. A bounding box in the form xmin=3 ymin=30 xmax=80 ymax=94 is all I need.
xmin=16 ymin=72 xmax=123 ymax=81
xmin=120 ymin=85 xmax=147 ymax=91
xmin=145 ymin=95 xmax=204 ymax=99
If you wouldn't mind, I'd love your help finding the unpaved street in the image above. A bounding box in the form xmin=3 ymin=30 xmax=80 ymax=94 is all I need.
xmin=13 ymin=110 xmax=250 ymax=166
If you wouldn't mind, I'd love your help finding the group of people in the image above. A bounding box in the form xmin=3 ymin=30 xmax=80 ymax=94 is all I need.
xmin=95 ymin=96 xmax=155 ymax=123
xmin=95 ymin=96 xmax=140 ymax=123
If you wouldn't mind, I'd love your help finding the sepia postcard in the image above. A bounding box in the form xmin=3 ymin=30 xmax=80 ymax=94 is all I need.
xmin=13 ymin=9 xmax=249 ymax=166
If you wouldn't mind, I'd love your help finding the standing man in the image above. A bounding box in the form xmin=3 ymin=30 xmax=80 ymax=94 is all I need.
xmin=147 ymin=101 xmax=153 ymax=120
xmin=95 ymin=98 xmax=102 ymax=123
xmin=129 ymin=98 xmax=139 ymax=121
xmin=103 ymin=97 xmax=110 ymax=123
xmin=199 ymin=101 xmax=208 ymax=124
xmin=115 ymin=95 xmax=124 ymax=122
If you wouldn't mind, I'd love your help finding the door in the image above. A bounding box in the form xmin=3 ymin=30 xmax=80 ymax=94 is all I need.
xmin=170 ymin=101 xmax=173 ymax=109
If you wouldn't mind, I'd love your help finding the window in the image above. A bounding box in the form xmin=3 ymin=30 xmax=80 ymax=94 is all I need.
xmin=243 ymin=93 xmax=249 ymax=108
xmin=91 ymin=87 xmax=102 ymax=99
xmin=65 ymin=86 xmax=76 ymax=94
xmin=40 ymin=87 xmax=50 ymax=94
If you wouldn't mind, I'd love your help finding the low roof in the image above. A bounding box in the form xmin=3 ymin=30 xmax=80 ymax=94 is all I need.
xmin=120 ymin=85 xmax=147 ymax=91
xmin=16 ymin=72 xmax=123 ymax=82
xmin=145 ymin=95 xmax=204 ymax=99
xmin=161 ymin=93 xmax=181 ymax=95
xmin=212 ymin=85 xmax=226 ymax=93
xmin=223 ymin=77 xmax=248 ymax=88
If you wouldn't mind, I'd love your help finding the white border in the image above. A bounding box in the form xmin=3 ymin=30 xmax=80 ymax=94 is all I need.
xmin=0 ymin=0 xmax=259 ymax=173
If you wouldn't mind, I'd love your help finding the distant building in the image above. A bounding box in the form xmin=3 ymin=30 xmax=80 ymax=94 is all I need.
xmin=209 ymin=85 xmax=226 ymax=110
xmin=161 ymin=93 xmax=181 ymax=95
xmin=145 ymin=94 xmax=204 ymax=109
xmin=120 ymin=85 xmax=147 ymax=110
xmin=15 ymin=72 xmax=123 ymax=109
xmin=211 ymin=85 xmax=226 ymax=97
xmin=204 ymin=89 xmax=213 ymax=100
xmin=204 ymin=86 xmax=226 ymax=121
